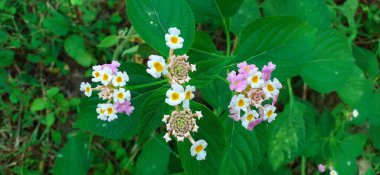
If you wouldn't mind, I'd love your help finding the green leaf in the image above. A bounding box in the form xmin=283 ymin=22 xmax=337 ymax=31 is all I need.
xmin=97 ymin=35 xmax=118 ymax=48
xmin=27 ymin=54 xmax=41 ymax=63
xmin=47 ymin=87 xmax=60 ymax=98
xmin=352 ymin=86 xmax=380 ymax=125
xmin=230 ymin=0 xmax=261 ymax=35
xmin=136 ymin=135 xmax=170 ymax=175
xmin=186 ymin=0 xmax=243 ymax=20
xmin=53 ymin=132 xmax=92 ymax=175
xmin=220 ymin=119 xmax=262 ymax=175
xmin=199 ymin=74 xmax=231 ymax=115
xmin=43 ymin=13 xmax=70 ymax=36
xmin=70 ymin=0 xmax=83 ymax=5
xmin=300 ymin=29 xmax=355 ymax=93
xmin=31 ymin=98 xmax=48 ymax=112
xmin=268 ymin=100 xmax=306 ymax=169
xmin=0 ymin=50 xmax=15 ymax=67
xmin=126 ymin=0 xmax=195 ymax=57
xmin=188 ymin=31 xmax=225 ymax=63
xmin=46 ymin=114 xmax=55 ymax=127
xmin=262 ymin=0 xmax=331 ymax=28
xmin=64 ymin=35 xmax=93 ymax=67
xmin=189 ymin=58 xmax=229 ymax=88
xmin=138 ymin=87 xmax=172 ymax=144
xmin=353 ymin=46 xmax=379 ymax=78
xmin=235 ymin=16 xmax=316 ymax=81
xmin=336 ymin=66 xmax=366 ymax=106
xmin=177 ymin=102 xmax=225 ymax=175
xmin=369 ymin=124 xmax=380 ymax=150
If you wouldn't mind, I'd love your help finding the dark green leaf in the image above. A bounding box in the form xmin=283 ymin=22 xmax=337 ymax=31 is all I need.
xmin=353 ymin=46 xmax=379 ymax=78
xmin=186 ymin=0 xmax=243 ymax=20
xmin=199 ymin=74 xmax=231 ymax=115
xmin=230 ymin=0 xmax=261 ymax=35
xmin=0 ymin=50 xmax=15 ymax=67
xmin=189 ymin=58 xmax=229 ymax=88
xmin=336 ymin=66 xmax=366 ymax=106
xmin=64 ymin=35 xmax=93 ymax=67
xmin=43 ymin=13 xmax=70 ymax=36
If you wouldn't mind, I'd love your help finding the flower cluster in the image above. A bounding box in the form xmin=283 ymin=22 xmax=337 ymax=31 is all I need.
xmin=146 ymin=27 xmax=207 ymax=161
xmin=227 ymin=61 xmax=282 ymax=130
xmin=80 ymin=61 xmax=134 ymax=121
xmin=318 ymin=164 xmax=338 ymax=175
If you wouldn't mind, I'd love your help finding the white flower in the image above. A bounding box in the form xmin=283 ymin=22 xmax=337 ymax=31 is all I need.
xmin=100 ymin=68 xmax=113 ymax=86
xmin=165 ymin=84 xmax=185 ymax=106
xmin=163 ymin=133 xmax=172 ymax=142
xmin=80 ymin=82 xmax=92 ymax=97
xmin=196 ymin=111 xmax=203 ymax=119
xmin=105 ymin=104 xmax=117 ymax=121
xmin=113 ymin=88 xmax=130 ymax=103
xmin=263 ymin=80 xmax=279 ymax=98
xmin=263 ymin=105 xmax=277 ymax=122
xmin=241 ymin=110 xmax=259 ymax=129
xmin=91 ymin=65 xmax=102 ymax=82
xmin=190 ymin=140 xmax=207 ymax=161
xmin=329 ymin=170 xmax=338 ymax=175
xmin=96 ymin=104 xmax=107 ymax=121
xmin=112 ymin=71 xmax=129 ymax=87
xmin=353 ymin=109 xmax=359 ymax=118
xmin=273 ymin=78 xmax=282 ymax=89
xmin=165 ymin=27 xmax=184 ymax=50
xmin=182 ymin=85 xmax=195 ymax=109
xmin=162 ymin=114 xmax=170 ymax=123
xmin=231 ymin=94 xmax=250 ymax=112
xmin=147 ymin=55 xmax=168 ymax=78
xmin=247 ymin=71 xmax=264 ymax=88
xmin=191 ymin=64 xmax=196 ymax=72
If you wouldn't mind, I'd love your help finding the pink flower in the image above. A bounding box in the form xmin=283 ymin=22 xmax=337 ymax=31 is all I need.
xmin=262 ymin=62 xmax=276 ymax=81
xmin=318 ymin=164 xmax=326 ymax=173
xmin=101 ymin=60 xmax=120 ymax=74
xmin=238 ymin=61 xmax=257 ymax=77
xmin=115 ymin=100 xmax=134 ymax=115
xmin=227 ymin=71 xmax=248 ymax=92
xmin=229 ymin=107 xmax=241 ymax=121
xmin=247 ymin=118 xmax=264 ymax=130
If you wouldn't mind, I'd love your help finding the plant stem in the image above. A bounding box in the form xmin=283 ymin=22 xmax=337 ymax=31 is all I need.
xmin=301 ymin=156 xmax=306 ymax=175
xmin=287 ymin=78 xmax=295 ymax=103
xmin=112 ymin=26 xmax=135 ymax=60
xmin=222 ymin=18 xmax=231 ymax=56
xmin=126 ymin=80 xmax=167 ymax=90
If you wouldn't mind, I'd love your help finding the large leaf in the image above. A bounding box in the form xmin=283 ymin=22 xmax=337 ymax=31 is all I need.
xmin=353 ymin=46 xmax=379 ymax=78
xmin=268 ymin=100 xmax=306 ymax=169
xmin=188 ymin=31 xmax=224 ymax=63
xmin=186 ymin=0 xmax=243 ymax=21
xmin=189 ymin=57 xmax=229 ymax=88
xmin=199 ymin=74 xmax=231 ymax=115
xmin=300 ymin=29 xmax=355 ymax=93
xmin=220 ymin=119 xmax=262 ymax=175
xmin=234 ymin=16 xmax=316 ymax=81
xmin=177 ymin=102 xmax=225 ymax=175
xmin=230 ymin=0 xmax=261 ymax=35
xmin=262 ymin=0 xmax=331 ymax=28
xmin=53 ymin=132 xmax=92 ymax=175
xmin=126 ymin=0 xmax=195 ymax=57
xmin=336 ymin=65 xmax=367 ymax=106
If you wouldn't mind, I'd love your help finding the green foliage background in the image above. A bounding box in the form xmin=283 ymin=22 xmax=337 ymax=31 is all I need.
xmin=1 ymin=0 xmax=380 ymax=174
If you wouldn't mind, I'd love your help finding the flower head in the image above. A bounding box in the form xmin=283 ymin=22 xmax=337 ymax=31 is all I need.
xmin=165 ymin=84 xmax=185 ymax=106
xmin=163 ymin=109 xmax=201 ymax=142
xmin=96 ymin=104 xmax=107 ymax=121
xmin=190 ymin=140 xmax=207 ymax=160
xmin=262 ymin=62 xmax=276 ymax=81
xmin=263 ymin=105 xmax=277 ymax=122
xmin=80 ymin=82 xmax=92 ymax=97
xmin=101 ymin=60 xmax=120 ymax=74
xmin=112 ymin=71 xmax=129 ymax=87
xmin=247 ymin=71 xmax=264 ymax=88
xmin=165 ymin=27 xmax=184 ymax=50
xmin=227 ymin=71 xmax=248 ymax=92
xmin=318 ymin=164 xmax=326 ymax=173
xmin=147 ymin=55 xmax=168 ymax=78
xmin=241 ymin=110 xmax=259 ymax=129
xmin=230 ymin=94 xmax=250 ymax=112
xmin=168 ymin=54 xmax=195 ymax=84
xmin=113 ymin=88 xmax=131 ymax=103
xmin=104 ymin=104 xmax=118 ymax=121
xmin=100 ymin=68 xmax=113 ymax=86
xmin=329 ymin=170 xmax=338 ymax=175
xmin=238 ymin=61 xmax=257 ymax=77
xmin=263 ymin=80 xmax=279 ymax=98
xmin=115 ymin=100 xmax=134 ymax=115
xmin=182 ymin=85 xmax=195 ymax=109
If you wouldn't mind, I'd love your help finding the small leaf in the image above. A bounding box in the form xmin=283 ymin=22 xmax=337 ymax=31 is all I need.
xmin=27 ymin=54 xmax=41 ymax=63
xmin=353 ymin=46 xmax=379 ymax=77
xmin=0 ymin=50 xmax=15 ymax=67
xmin=64 ymin=35 xmax=93 ymax=67
xmin=45 ymin=114 xmax=55 ymax=127
xmin=47 ymin=87 xmax=60 ymax=98
xmin=43 ymin=13 xmax=70 ymax=36
xmin=31 ymin=98 xmax=48 ymax=112
xmin=97 ymin=35 xmax=118 ymax=48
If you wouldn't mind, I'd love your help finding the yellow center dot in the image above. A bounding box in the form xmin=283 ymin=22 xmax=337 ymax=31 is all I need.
xmin=267 ymin=84 xmax=274 ymax=92
xmin=252 ymin=75 xmax=259 ymax=83
xmin=153 ymin=62 xmax=164 ymax=72
xmin=117 ymin=92 xmax=124 ymax=99
xmin=103 ymin=74 xmax=109 ymax=81
xmin=267 ymin=110 xmax=273 ymax=118
xmin=195 ymin=145 xmax=203 ymax=153
xmin=238 ymin=99 xmax=245 ymax=107
xmin=100 ymin=109 xmax=105 ymax=114
xmin=85 ymin=86 xmax=90 ymax=92
xmin=107 ymin=107 xmax=113 ymax=114
xmin=171 ymin=92 xmax=180 ymax=101
xmin=95 ymin=71 xmax=100 ymax=78
xmin=116 ymin=76 xmax=123 ymax=83
xmin=247 ymin=114 xmax=253 ymax=121
xmin=170 ymin=36 xmax=179 ymax=44
xmin=185 ymin=91 xmax=191 ymax=100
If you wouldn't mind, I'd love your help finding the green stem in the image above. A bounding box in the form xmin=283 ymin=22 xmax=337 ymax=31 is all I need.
xmin=222 ymin=18 xmax=231 ymax=56
xmin=126 ymin=80 xmax=167 ymax=90
xmin=301 ymin=156 xmax=306 ymax=175
xmin=112 ymin=26 xmax=135 ymax=60
xmin=287 ymin=78 xmax=294 ymax=103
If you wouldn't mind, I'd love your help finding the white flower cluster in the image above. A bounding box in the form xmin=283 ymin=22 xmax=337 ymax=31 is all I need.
xmin=80 ymin=61 xmax=134 ymax=122
xmin=146 ymin=27 xmax=207 ymax=161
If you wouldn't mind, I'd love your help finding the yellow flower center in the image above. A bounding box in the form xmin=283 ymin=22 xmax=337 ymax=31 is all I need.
xmin=247 ymin=114 xmax=253 ymax=121
xmin=100 ymin=109 xmax=105 ymax=114
xmin=103 ymin=73 xmax=109 ymax=81
xmin=238 ymin=99 xmax=245 ymax=107
xmin=116 ymin=76 xmax=123 ymax=83
xmin=171 ymin=92 xmax=180 ymax=101
xmin=252 ymin=75 xmax=259 ymax=83
xmin=95 ymin=71 xmax=100 ymax=78
xmin=185 ymin=91 xmax=191 ymax=100
xmin=107 ymin=107 xmax=113 ymax=114
xmin=195 ymin=145 xmax=203 ymax=153
xmin=117 ymin=92 xmax=124 ymax=99
xmin=267 ymin=110 xmax=273 ymax=118
xmin=267 ymin=84 xmax=274 ymax=92
xmin=153 ymin=62 xmax=164 ymax=72
xmin=170 ymin=36 xmax=179 ymax=44
xmin=85 ymin=86 xmax=90 ymax=93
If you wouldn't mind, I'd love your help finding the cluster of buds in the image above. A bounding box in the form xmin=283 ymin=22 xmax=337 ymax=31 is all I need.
xmin=80 ymin=61 xmax=134 ymax=121
xmin=146 ymin=27 xmax=207 ymax=161
xmin=318 ymin=164 xmax=338 ymax=175
xmin=227 ymin=61 xmax=282 ymax=130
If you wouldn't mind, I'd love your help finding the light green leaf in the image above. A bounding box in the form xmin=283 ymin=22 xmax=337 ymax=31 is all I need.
xmin=186 ymin=0 xmax=243 ymax=20
xmin=126 ymin=0 xmax=195 ymax=57
xmin=46 ymin=114 xmax=55 ymax=127
xmin=230 ymin=0 xmax=261 ymax=35
xmin=353 ymin=46 xmax=379 ymax=78
xmin=31 ymin=98 xmax=48 ymax=112
xmin=336 ymin=66 xmax=366 ymax=106
xmin=300 ymin=29 xmax=355 ymax=93
xmin=53 ymin=132 xmax=92 ymax=175
xmin=262 ymin=0 xmax=331 ymax=28
xmin=47 ymin=87 xmax=60 ymax=98
xmin=64 ymin=35 xmax=93 ymax=67
xmin=0 ymin=50 xmax=15 ymax=67
xmin=43 ymin=13 xmax=70 ymax=36
xmin=97 ymin=35 xmax=118 ymax=48
xmin=177 ymin=102 xmax=225 ymax=175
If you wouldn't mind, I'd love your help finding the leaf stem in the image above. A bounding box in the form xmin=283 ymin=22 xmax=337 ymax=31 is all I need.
xmin=222 ymin=18 xmax=231 ymax=56
xmin=287 ymin=78 xmax=295 ymax=103
xmin=301 ymin=156 xmax=306 ymax=175
xmin=126 ymin=80 xmax=167 ymax=90
xmin=112 ymin=26 xmax=135 ymax=60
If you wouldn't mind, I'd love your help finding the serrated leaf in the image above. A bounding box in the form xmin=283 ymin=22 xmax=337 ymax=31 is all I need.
xmin=177 ymin=102 xmax=225 ymax=175
xmin=126 ymin=0 xmax=195 ymax=57
xmin=97 ymin=35 xmax=118 ymax=48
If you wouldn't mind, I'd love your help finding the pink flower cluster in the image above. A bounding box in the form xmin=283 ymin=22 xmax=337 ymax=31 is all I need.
xmin=227 ymin=61 xmax=282 ymax=130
